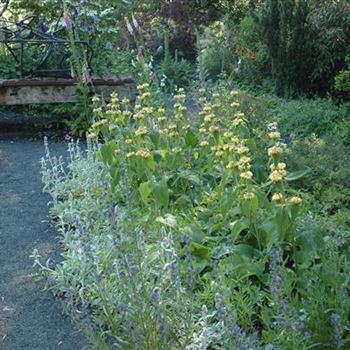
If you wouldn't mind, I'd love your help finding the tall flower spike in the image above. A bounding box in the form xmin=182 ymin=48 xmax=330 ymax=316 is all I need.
xmin=39 ymin=20 xmax=48 ymax=33
xmin=82 ymin=65 xmax=92 ymax=84
xmin=64 ymin=11 xmax=72 ymax=30
xmin=132 ymin=14 xmax=140 ymax=30
xmin=125 ymin=17 xmax=134 ymax=35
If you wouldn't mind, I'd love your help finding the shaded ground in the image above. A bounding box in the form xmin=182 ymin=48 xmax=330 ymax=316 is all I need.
xmin=0 ymin=134 xmax=86 ymax=350
xmin=0 ymin=106 xmax=69 ymax=127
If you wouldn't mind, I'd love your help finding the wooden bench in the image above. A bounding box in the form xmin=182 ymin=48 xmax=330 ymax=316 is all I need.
xmin=0 ymin=77 xmax=135 ymax=105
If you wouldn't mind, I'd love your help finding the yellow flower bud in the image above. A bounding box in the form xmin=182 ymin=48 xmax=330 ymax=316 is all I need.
xmin=126 ymin=151 xmax=136 ymax=158
xmin=232 ymin=118 xmax=245 ymax=127
xmin=269 ymin=131 xmax=281 ymax=141
xmin=93 ymin=107 xmax=103 ymax=114
xmin=91 ymin=119 xmax=108 ymax=128
xmin=268 ymin=145 xmax=284 ymax=157
xmin=243 ymin=192 xmax=255 ymax=200
xmin=204 ymin=114 xmax=215 ymax=123
xmin=135 ymin=126 xmax=148 ymax=137
xmin=269 ymin=170 xmax=284 ymax=183
xmin=272 ymin=193 xmax=284 ymax=202
xmin=240 ymin=171 xmax=253 ymax=181
xmin=236 ymin=146 xmax=250 ymax=155
xmin=209 ymin=125 xmax=219 ymax=133
xmin=172 ymin=147 xmax=182 ymax=153
xmin=226 ymin=160 xmax=236 ymax=170
xmin=136 ymin=148 xmax=151 ymax=159
xmin=87 ymin=132 xmax=97 ymax=140
xmin=277 ymin=162 xmax=287 ymax=170
xmin=290 ymin=196 xmax=302 ymax=205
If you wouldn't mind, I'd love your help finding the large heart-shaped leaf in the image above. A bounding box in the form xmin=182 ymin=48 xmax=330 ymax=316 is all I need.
xmin=139 ymin=181 xmax=152 ymax=204
xmin=152 ymin=181 xmax=169 ymax=208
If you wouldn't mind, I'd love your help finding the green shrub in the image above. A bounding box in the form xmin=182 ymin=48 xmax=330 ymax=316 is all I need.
xmin=334 ymin=55 xmax=350 ymax=105
xmin=156 ymin=35 xmax=194 ymax=92
xmin=197 ymin=21 xmax=238 ymax=82
xmin=309 ymin=0 xmax=350 ymax=94
xmin=0 ymin=49 xmax=20 ymax=78
xmin=334 ymin=70 xmax=350 ymax=94
xmin=235 ymin=15 xmax=270 ymax=87
xmin=261 ymin=96 xmax=349 ymax=141
xmin=260 ymin=0 xmax=312 ymax=97
xmin=287 ymin=136 xmax=350 ymax=212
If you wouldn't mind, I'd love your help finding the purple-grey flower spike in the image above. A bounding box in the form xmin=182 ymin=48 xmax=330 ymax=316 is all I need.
xmin=39 ymin=20 xmax=48 ymax=33
xmin=64 ymin=11 xmax=72 ymax=29
xmin=150 ymin=289 xmax=160 ymax=303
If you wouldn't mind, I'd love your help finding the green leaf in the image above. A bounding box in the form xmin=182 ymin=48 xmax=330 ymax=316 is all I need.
xmin=275 ymin=206 xmax=291 ymax=241
xmin=260 ymin=220 xmax=278 ymax=248
xmin=139 ymin=182 xmax=152 ymax=204
xmin=156 ymin=214 xmax=177 ymax=228
xmin=319 ymin=266 xmax=346 ymax=288
xmin=175 ymin=194 xmax=190 ymax=209
xmin=190 ymin=242 xmax=210 ymax=260
xmin=222 ymin=255 xmax=265 ymax=280
xmin=110 ymin=165 xmax=120 ymax=189
xmin=234 ymin=259 xmax=265 ymax=278
xmin=146 ymin=156 xmax=156 ymax=171
xmin=232 ymin=244 xmax=259 ymax=258
xmin=160 ymin=149 xmax=168 ymax=159
xmin=285 ymin=168 xmax=311 ymax=181
xmin=185 ymin=129 xmax=198 ymax=147
xmin=220 ymin=192 xmax=235 ymax=216
xmin=187 ymin=224 xmax=206 ymax=244
xmin=98 ymin=141 xmax=117 ymax=165
xmin=229 ymin=220 xmax=249 ymax=242
xmin=152 ymin=181 xmax=169 ymax=208
xmin=245 ymin=138 xmax=256 ymax=151
xmin=195 ymin=260 xmax=210 ymax=273
xmin=149 ymin=131 xmax=160 ymax=147
xmin=241 ymin=195 xmax=259 ymax=217
xmin=187 ymin=174 xmax=201 ymax=186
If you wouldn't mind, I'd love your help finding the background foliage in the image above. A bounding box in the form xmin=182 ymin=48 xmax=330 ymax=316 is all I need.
xmin=1 ymin=0 xmax=350 ymax=99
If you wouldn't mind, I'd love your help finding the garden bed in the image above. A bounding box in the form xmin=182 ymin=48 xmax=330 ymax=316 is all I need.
xmin=38 ymin=85 xmax=350 ymax=349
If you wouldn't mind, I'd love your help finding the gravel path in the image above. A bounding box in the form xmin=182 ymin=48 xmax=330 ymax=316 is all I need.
xmin=0 ymin=135 xmax=86 ymax=350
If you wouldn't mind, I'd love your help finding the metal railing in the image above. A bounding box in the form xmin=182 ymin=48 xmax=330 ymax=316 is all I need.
xmin=0 ymin=9 xmax=92 ymax=78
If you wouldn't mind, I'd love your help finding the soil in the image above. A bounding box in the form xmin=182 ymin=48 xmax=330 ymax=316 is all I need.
xmin=0 ymin=132 xmax=86 ymax=350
